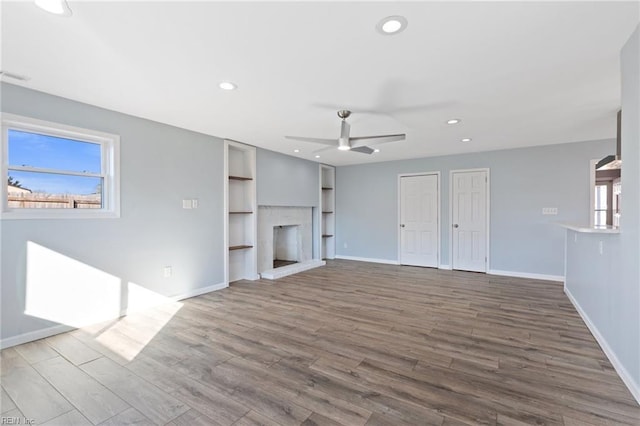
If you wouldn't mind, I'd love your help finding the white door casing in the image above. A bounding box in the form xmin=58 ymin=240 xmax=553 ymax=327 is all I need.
xmin=399 ymin=174 xmax=439 ymax=268
xmin=451 ymin=169 xmax=489 ymax=272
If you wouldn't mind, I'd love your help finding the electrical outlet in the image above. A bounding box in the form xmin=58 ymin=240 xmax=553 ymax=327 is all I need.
xmin=192 ymin=199 xmax=199 ymax=209
xmin=542 ymin=207 xmax=558 ymax=215
xmin=343 ymin=242 xmax=348 ymax=249
xmin=163 ymin=266 xmax=172 ymax=277
xmin=182 ymin=199 xmax=192 ymax=209
xmin=599 ymin=241 xmax=604 ymax=255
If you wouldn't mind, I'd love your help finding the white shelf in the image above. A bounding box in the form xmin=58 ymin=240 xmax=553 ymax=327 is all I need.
xmin=225 ymin=140 xmax=258 ymax=283
xmin=320 ymin=165 xmax=336 ymax=260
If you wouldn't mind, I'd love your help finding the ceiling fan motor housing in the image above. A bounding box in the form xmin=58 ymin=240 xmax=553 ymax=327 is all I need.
xmin=337 ymin=110 xmax=351 ymax=120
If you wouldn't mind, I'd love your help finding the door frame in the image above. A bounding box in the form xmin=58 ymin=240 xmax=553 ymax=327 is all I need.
xmin=589 ymin=159 xmax=597 ymax=227
xmin=449 ymin=168 xmax=491 ymax=272
xmin=397 ymin=172 xmax=441 ymax=267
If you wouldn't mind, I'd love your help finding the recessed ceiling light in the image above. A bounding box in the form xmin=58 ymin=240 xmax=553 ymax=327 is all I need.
xmin=315 ymin=155 xmax=320 ymax=158
xmin=34 ymin=0 xmax=72 ymax=16
xmin=376 ymin=16 xmax=408 ymax=35
xmin=219 ymin=81 xmax=237 ymax=91
xmin=294 ymin=149 xmax=300 ymax=153
xmin=447 ymin=119 xmax=461 ymax=125
xmin=461 ymin=138 xmax=472 ymax=142
xmin=374 ymin=149 xmax=380 ymax=153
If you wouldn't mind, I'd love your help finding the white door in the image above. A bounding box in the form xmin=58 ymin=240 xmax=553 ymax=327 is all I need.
xmin=452 ymin=170 xmax=488 ymax=272
xmin=400 ymin=174 xmax=439 ymax=267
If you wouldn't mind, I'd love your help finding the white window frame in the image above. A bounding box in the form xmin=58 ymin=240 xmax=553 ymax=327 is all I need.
xmin=1 ymin=113 xmax=120 ymax=219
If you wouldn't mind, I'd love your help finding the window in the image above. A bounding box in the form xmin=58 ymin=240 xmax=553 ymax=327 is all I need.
xmin=2 ymin=114 xmax=120 ymax=219
xmin=594 ymin=183 xmax=608 ymax=226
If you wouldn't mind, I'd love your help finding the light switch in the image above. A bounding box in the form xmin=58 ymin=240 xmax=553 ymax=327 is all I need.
xmin=192 ymin=199 xmax=199 ymax=209
xmin=182 ymin=199 xmax=192 ymax=209
xmin=542 ymin=208 xmax=558 ymax=215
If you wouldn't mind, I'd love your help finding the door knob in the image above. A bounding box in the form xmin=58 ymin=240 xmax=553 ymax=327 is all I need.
xmin=453 ymin=224 xmax=459 ymax=228
xmin=400 ymin=224 xmax=405 ymax=228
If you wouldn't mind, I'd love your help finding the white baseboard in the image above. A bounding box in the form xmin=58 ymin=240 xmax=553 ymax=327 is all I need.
xmin=565 ymin=287 xmax=640 ymax=405
xmin=488 ymin=269 xmax=564 ymax=282
xmin=0 ymin=282 xmax=229 ymax=350
xmin=335 ymin=259 xmax=562 ymax=281
xmin=0 ymin=324 xmax=75 ymax=350
xmin=170 ymin=281 xmax=228 ymax=301
xmin=334 ymin=255 xmax=400 ymax=265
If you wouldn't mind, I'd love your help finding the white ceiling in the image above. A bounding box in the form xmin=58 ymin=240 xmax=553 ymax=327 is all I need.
xmin=2 ymin=1 xmax=638 ymax=166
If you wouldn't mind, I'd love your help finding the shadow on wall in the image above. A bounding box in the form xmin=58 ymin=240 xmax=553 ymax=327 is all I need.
xmin=23 ymin=241 xmax=182 ymax=360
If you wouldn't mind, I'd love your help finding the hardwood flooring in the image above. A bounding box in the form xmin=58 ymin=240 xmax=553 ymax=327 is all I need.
xmin=1 ymin=260 xmax=638 ymax=425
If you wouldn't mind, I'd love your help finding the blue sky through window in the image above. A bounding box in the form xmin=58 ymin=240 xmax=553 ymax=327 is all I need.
xmin=7 ymin=130 xmax=102 ymax=195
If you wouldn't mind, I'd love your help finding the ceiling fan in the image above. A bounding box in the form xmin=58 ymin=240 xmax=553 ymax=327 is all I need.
xmin=285 ymin=110 xmax=406 ymax=154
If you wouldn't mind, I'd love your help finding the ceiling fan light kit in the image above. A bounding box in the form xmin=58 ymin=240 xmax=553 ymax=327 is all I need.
xmin=338 ymin=139 xmax=351 ymax=151
xmin=285 ymin=110 xmax=406 ymax=156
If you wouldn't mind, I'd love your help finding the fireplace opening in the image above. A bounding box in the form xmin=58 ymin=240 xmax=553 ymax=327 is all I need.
xmin=273 ymin=225 xmax=299 ymax=269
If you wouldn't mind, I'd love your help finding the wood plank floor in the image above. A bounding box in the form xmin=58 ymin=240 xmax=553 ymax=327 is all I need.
xmin=1 ymin=260 xmax=638 ymax=425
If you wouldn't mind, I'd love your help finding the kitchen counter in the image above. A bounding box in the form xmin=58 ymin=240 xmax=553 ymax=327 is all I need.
xmin=557 ymin=222 xmax=620 ymax=234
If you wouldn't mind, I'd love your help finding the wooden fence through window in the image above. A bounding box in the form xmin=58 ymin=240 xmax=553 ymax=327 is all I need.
xmin=8 ymin=193 xmax=101 ymax=209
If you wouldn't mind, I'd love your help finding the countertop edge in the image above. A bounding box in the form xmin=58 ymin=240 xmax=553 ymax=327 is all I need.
xmin=557 ymin=222 xmax=620 ymax=234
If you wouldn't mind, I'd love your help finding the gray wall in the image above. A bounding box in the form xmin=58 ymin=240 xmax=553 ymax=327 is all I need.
xmin=565 ymin=25 xmax=640 ymax=399
xmin=1 ymin=83 xmax=225 ymax=342
xmin=336 ymin=139 xmax=613 ymax=276
xmin=257 ymin=148 xmax=319 ymax=207
xmin=256 ymin=148 xmax=321 ymax=258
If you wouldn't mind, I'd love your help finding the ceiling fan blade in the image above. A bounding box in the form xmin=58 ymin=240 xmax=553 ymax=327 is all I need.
xmin=387 ymin=101 xmax=456 ymax=114
xmin=350 ymin=146 xmax=374 ymax=154
xmin=350 ymin=133 xmax=406 ymax=147
xmin=311 ymin=103 xmax=385 ymax=115
xmin=285 ymin=136 xmax=338 ymax=146
xmin=312 ymin=145 xmax=336 ymax=154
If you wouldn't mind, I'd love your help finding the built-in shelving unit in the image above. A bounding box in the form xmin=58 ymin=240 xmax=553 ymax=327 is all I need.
xmin=320 ymin=165 xmax=336 ymax=260
xmin=225 ymin=140 xmax=258 ymax=283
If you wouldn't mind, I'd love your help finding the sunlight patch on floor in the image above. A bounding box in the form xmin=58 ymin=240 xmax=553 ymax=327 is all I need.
xmin=93 ymin=297 xmax=182 ymax=361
